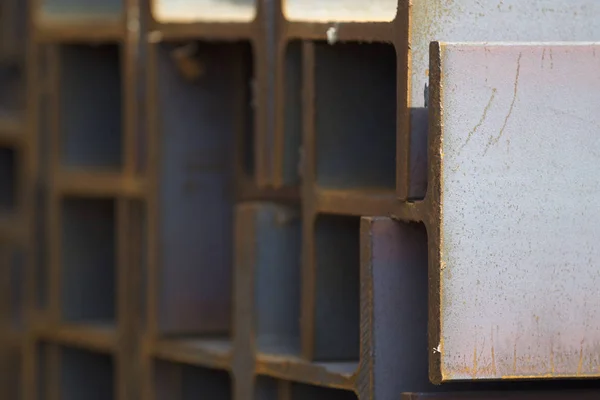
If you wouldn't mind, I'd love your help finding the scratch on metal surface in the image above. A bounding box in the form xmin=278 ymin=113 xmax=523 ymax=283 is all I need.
xmin=459 ymin=88 xmax=497 ymax=154
xmin=541 ymin=48 xmax=546 ymax=68
xmin=484 ymin=52 xmax=522 ymax=155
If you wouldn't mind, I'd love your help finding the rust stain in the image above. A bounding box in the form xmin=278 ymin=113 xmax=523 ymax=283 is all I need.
xmin=577 ymin=339 xmax=585 ymax=375
xmin=484 ymin=52 xmax=522 ymax=155
xmin=490 ymin=326 xmax=497 ymax=375
xmin=445 ymin=340 xmax=600 ymax=379
xmin=550 ymin=342 xmax=555 ymax=374
xmin=472 ymin=344 xmax=478 ymax=378
xmin=490 ymin=346 xmax=497 ymax=375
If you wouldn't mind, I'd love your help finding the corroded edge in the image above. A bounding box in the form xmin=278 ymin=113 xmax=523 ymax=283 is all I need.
xmin=426 ymin=40 xmax=444 ymax=385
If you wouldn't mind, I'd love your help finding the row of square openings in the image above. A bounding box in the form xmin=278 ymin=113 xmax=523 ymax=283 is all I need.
xmin=160 ymin=39 xmax=398 ymax=191
xmin=155 ymin=361 xmax=358 ymax=400
xmin=37 ymin=0 xmax=398 ymax=23
xmin=32 ymin=345 xmax=600 ymax=399
xmin=43 ymin=42 xmax=255 ymax=177
xmin=40 ymin=40 xmax=401 ymax=194
xmin=22 ymin=345 xmax=359 ymax=400
xmin=53 ymin=197 xmax=428 ymax=365
xmin=34 ymin=347 xmax=357 ymax=400
xmin=154 ymin=362 xmax=357 ymax=400
xmin=52 ymin=195 xmax=364 ymax=362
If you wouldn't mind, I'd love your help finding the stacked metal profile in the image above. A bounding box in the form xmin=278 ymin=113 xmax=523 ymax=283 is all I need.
xmin=0 ymin=0 xmax=30 ymax=398
xmin=2 ymin=0 xmax=600 ymax=399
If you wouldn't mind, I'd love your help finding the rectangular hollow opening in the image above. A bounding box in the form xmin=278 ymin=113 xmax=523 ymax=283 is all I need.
xmin=40 ymin=0 xmax=123 ymax=19
xmin=362 ymin=217 xmax=431 ymax=398
xmin=314 ymin=42 xmax=396 ymax=192
xmin=60 ymin=347 xmax=114 ymax=400
xmin=281 ymin=41 xmax=302 ymax=186
xmin=59 ymin=44 xmax=122 ymax=169
xmin=254 ymin=376 xmax=279 ymax=400
xmin=284 ymin=0 xmax=397 ymax=22
xmin=61 ymin=197 xmax=115 ymax=324
xmin=0 ymin=64 xmax=24 ymax=119
xmin=154 ymin=360 xmax=232 ymax=400
xmin=155 ymin=41 xmax=253 ymax=336
xmin=313 ymin=214 xmax=360 ymax=362
xmin=292 ymin=383 xmax=357 ymax=400
xmin=0 ymin=146 xmax=17 ymax=214
xmin=251 ymin=203 xmax=302 ymax=356
xmin=152 ymin=0 xmax=256 ymax=23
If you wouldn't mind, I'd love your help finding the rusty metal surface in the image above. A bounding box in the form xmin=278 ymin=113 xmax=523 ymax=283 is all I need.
xmin=15 ymin=0 xmax=600 ymax=399
xmin=428 ymin=42 xmax=600 ymax=383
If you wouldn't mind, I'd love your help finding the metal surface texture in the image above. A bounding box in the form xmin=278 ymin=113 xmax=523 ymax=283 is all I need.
xmin=428 ymin=42 xmax=600 ymax=383
xmin=5 ymin=0 xmax=600 ymax=399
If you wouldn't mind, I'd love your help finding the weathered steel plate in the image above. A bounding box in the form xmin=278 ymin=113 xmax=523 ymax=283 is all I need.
xmin=428 ymin=42 xmax=600 ymax=382
xmin=411 ymin=1 xmax=600 ymax=108
xmin=408 ymin=1 xmax=600 ymax=199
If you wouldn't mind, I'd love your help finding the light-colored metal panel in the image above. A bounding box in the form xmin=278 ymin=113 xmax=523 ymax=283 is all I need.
xmin=428 ymin=42 xmax=600 ymax=382
xmin=410 ymin=1 xmax=600 ymax=108
xmin=151 ymin=0 xmax=256 ymax=23
xmin=407 ymin=1 xmax=600 ymax=199
xmin=283 ymin=0 xmax=396 ymax=23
